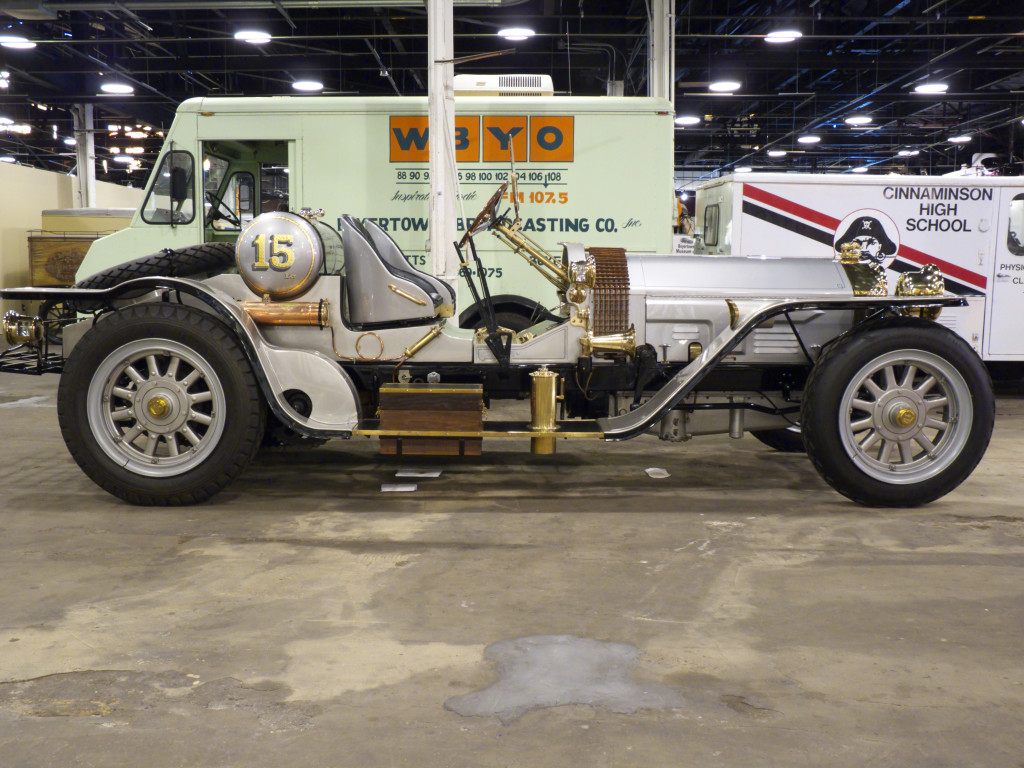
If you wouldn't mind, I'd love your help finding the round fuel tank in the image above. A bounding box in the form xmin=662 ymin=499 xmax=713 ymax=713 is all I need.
xmin=235 ymin=212 xmax=342 ymax=300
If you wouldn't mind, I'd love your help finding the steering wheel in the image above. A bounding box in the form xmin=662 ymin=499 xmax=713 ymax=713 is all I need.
xmin=459 ymin=181 xmax=509 ymax=247
xmin=204 ymin=189 xmax=241 ymax=228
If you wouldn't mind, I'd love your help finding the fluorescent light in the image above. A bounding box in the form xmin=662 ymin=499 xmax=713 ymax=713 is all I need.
xmin=898 ymin=149 xmax=920 ymax=156
xmin=767 ymin=149 xmax=787 ymax=157
xmin=797 ymin=134 xmax=821 ymax=144
xmin=292 ymin=80 xmax=323 ymax=92
xmin=674 ymin=115 xmax=701 ymax=126
xmin=915 ymin=82 xmax=948 ymax=94
xmin=949 ymin=135 xmax=971 ymax=143
xmin=113 ymin=155 xmax=134 ymax=164
xmin=852 ymin=167 xmax=869 ymax=173
xmin=234 ymin=30 xmax=271 ymax=44
xmin=0 ymin=156 xmax=15 ymax=163
xmin=498 ymin=27 xmax=535 ymax=41
xmin=845 ymin=115 xmax=872 ymax=126
xmin=0 ymin=117 xmax=12 ymax=125
xmin=735 ymin=166 xmax=753 ymax=173
xmin=125 ymin=146 xmax=145 ymax=154
xmin=765 ymin=30 xmax=802 ymax=44
xmin=64 ymin=137 xmax=76 ymax=146
xmin=0 ymin=36 xmax=35 ymax=50
xmin=709 ymin=80 xmax=740 ymax=92
xmin=101 ymin=83 xmax=134 ymax=95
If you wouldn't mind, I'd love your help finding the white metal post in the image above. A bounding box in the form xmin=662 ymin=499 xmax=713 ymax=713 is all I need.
xmin=427 ymin=0 xmax=458 ymax=282
xmin=648 ymin=0 xmax=675 ymax=108
xmin=72 ymin=103 xmax=97 ymax=208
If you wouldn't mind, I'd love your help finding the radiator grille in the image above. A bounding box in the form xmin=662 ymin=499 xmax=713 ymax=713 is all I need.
xmin=587 ymin=247 xmax=630 ymax=335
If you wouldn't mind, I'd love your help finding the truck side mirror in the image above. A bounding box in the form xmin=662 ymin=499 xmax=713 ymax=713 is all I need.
xmin=170 ymin=166 xmax=190 ymax=203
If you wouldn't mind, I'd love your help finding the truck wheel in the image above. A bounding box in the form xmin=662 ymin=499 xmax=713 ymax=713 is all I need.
xmin=57 ymin=304 xmax=265 ymax=505
xmin=750 ymin=425 xmax=805 ymax=453
xmin=802 ymin=319 xmax=993 ymax=507
xmin=70 ymin=242 xmax=236 ymax=311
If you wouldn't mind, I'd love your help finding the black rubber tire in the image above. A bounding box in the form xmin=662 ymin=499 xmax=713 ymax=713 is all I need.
xmin=750 ymin=426 xmax=806 ymax=453
xmin=70 ymin=242 xmax=236 ymax=311
xmin=57 ymin=303 xmax=265 ymax=506
xmin=801 ymin=317 xmax=994 ymax=507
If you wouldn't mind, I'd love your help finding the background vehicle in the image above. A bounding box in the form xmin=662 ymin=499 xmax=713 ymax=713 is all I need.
xmin=693 ymin=173 xmax=1024 ymax=366
xmin=1 ymin=176 xmax=994 ymax=509
xmin=73 ymin=93 xmax=674 ymax=332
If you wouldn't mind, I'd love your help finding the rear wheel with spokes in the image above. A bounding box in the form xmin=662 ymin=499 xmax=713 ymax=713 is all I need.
xmin=802 ymin=318 xmax=993 ymax=507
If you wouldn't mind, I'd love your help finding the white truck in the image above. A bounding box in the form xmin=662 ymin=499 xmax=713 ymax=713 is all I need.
xmin=693 ymin=173 xmax=1024 ymax=366
xmin=72 ymin=94 xmax=675 ymax=331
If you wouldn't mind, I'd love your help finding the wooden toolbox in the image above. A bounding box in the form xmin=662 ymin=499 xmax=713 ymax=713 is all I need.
xmin=378 ymin=382 xmax=484 ymax=456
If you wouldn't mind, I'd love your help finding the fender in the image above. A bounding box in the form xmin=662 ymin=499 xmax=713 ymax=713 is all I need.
xmin=1 ymin=278 xmax=359 ymax=437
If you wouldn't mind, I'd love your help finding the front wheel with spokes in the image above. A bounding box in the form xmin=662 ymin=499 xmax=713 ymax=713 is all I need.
xmin=58 ymin=303 xmax=265 ymax=505
xmin=802 ymin=318 xmax=993 ymax=507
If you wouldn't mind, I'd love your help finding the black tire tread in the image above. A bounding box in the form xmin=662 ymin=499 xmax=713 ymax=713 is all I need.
xmin=57 ymin=303 xmax=264 ymax=506
xmin=70 ymin=242 xmax=236 ymax=311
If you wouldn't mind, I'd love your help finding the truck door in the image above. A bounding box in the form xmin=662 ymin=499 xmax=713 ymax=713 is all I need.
xmin=201 ymin=139 xmax=293 ymax=243
xmin=986 ymin=189 xmax=1024 ymax=358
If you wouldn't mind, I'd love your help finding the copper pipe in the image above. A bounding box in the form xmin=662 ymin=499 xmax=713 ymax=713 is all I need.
xmin=240 ymin=300 xmax=329 ymax=327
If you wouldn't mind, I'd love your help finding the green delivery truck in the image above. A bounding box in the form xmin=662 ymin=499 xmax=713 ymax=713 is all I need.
xmin=76 ymin=94 xmax=674 ymax=328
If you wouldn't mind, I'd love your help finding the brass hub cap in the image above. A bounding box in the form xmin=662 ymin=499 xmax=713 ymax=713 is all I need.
xmin=147 ymin=395 xmax=171 ymax=419
xmin=893 ymin=406 xmax=917 ymax=428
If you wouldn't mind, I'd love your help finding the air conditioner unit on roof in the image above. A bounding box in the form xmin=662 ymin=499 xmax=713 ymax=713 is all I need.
xmin=454 ymin=74 xmax=554 ymax=97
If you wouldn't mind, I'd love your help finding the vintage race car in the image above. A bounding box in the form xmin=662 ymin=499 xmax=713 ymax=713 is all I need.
xmin=1 ymin=177 xmax=994 ymax=507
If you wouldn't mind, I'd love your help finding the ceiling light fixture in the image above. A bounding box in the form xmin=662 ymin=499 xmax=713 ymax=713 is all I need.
xmin=100 ymin=82 xmax=134 ymax=95
xmin=498 ymin=27 xmax=535 ymax=41
xmin=0 ymin=35 xmax=36 ymax=50
xmin=292 ymin=80 xmax=323 ymax=92
xmin=898 ymin=149 xmax=920 ymax=156
xmin=765 ymin=30 xmax=802 ymax=44
xmin=0 ymin=155 xmax=15 ymax=163
xmin=708 ymin=80 xmax=740 ymax=92
xmin=674 ymin=115 xmax=701 ymax=126
xmin=767 ymin=149 xmax=787 ymax=157
xmin=949 ymin=135 xmax=971 ymax=143
xmin=797 ymin=135 xmax=821 ymax=144
xmin=0 ymin=117 xmax=12 ymax=125
xmin=735 ymin=166 xmax=753 ymax=173
xmin=845 ymin=116 xmax=872 ymax=126
xmin=852 ymin=167 xmax=869 ymax=173
xmin=63 ymin=137 xmax=76 ymax=146
xmin=113 ymin=155 xmax=134 ymax=164
xmin=234 ymin=30 xmax=271 ymax=44
xmin=914 ymin=82 xmax=948 ymax=94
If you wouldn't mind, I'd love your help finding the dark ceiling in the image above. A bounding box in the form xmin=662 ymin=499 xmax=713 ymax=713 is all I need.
xmin=0 ymin=0 xmax=1022 ymax=186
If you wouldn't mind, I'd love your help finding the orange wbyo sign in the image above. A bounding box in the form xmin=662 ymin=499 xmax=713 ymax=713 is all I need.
xmin=389 ymin=115 xmax=574 ymax=163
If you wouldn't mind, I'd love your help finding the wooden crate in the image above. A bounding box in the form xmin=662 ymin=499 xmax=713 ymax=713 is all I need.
xmin=378 ymin=382 xmax=483 ymax=456
xmin=28 ymin=235 xmax=98 ymax=286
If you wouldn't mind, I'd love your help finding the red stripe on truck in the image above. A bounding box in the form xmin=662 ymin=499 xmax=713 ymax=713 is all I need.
xmin=742 ymin=184 xmax=841 ymax=230
xmin=898 ymin=243 xmax=987 ymax=289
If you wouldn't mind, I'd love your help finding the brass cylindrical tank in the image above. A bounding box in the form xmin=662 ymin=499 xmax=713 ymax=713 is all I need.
xmin=529 ymin=367 xmax=560 ymax=454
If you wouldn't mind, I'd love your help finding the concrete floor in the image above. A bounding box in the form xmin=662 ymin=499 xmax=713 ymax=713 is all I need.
xmin=1 ymin=372 xmax=1022 ymax=768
